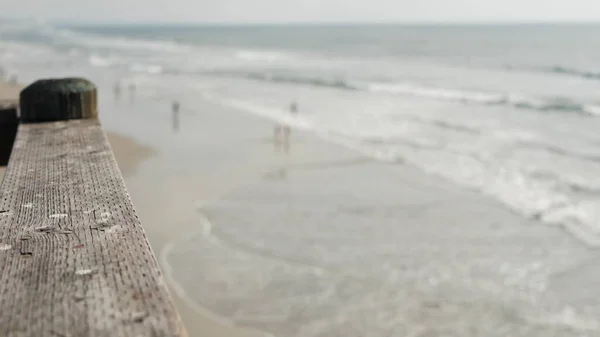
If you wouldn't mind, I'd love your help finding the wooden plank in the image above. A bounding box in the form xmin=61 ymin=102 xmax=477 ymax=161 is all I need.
xmin=0 ymin=119 xmax=187 ymax=336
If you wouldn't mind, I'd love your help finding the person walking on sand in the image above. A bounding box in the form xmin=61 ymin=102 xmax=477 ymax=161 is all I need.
xmin=282 ymin=100 xmax=298 ymax=152
xmin=172 ymin=100 xmax=180 ymax=132
xmin=289 ymin=100 xmax=298 ymax=116
xmin=274 ymin=100 xmax=299 ymax=152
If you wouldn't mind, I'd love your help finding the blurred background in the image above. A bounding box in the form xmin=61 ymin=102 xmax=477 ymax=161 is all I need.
xmin=2 ymin=1 xmax=600 ymax=336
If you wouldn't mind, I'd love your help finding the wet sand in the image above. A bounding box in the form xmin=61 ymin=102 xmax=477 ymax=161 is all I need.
xmin=96 ymin=88 xmax=600 ymax=337
xmin=0 ymin=82 xmax=20 ymax=103
xmin=107 ymin=131 xmax=156 ymax=177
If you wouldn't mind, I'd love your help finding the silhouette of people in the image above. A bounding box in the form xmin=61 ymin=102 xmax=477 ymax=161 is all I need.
xmin=172 ymin=100 xmax=180 ymax=132
xmin=283 ymin=101 xmax=298 ymax=152
xmin=274 ymin=100 xmax=298 ymax=153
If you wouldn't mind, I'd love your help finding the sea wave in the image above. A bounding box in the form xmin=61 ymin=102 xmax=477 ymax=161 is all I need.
xmin=129 ymin=63 xmax=163 ymax=74
xmin=530 ymin=173 xmax=600 ymax=199
xmin=544 ymin=65 xmax=600 ymax=81
xmin=367 ymin=82 xmax=505 ymax=104
xmin=359 ymin=82 xmax=600 ymax=117
xmin=203 ymin=70 xmax=600 ymax=117
xmin=5 ymin=22 xmax=600 ymax=119
xmin=518 ymin=141 xmax=600 ymax=164
xmin=199 ymin=93 xmax=600 ymax=247
xmin=201 ymin=70 xmax=359 ymax=90
xmin=235 ymin=50 xmax=292 ymax=62
xmin=88 ymin=55 xmax=114 ymax=67
xmin=0 ymin=21 xmax=192 ymax=54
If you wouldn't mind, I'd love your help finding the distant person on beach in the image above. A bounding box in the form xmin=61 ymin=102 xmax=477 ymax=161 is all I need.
xmin=0 ymin=67 xmax=5 ymax=81
xmin=172 ymin=100 xmax=180 ymax=132
xmin=274 ymin=100 xmax=298 ymax=153
xmin=290 ymin=101 xmax=298 ymax=116
xmin=283 ymin=101 xmax=298 ymax=150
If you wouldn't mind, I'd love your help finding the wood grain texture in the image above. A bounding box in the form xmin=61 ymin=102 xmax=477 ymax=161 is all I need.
xmin=0 ymin=119 xmax=187 ymax=337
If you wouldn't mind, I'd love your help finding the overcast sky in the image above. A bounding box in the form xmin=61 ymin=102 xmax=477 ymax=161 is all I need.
xmin=2 ymin=0 xmax=600 ymax=24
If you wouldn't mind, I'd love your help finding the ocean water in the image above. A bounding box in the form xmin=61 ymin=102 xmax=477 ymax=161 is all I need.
xmin=2 ymin=21 xmax=600 ymax=335
xmin=3 ymin=22 xmax=600 ymax=244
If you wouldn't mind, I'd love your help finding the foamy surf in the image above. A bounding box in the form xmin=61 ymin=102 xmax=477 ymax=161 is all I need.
xmin=155 ymin=106 xmax=599 ymax=336
xmin=88 ymin=54 xmax=114 ymax=67
xmin=583 ymin=104 xmax=600 ymax=116
xmin=197 ymin=91 xmax=600 ymax=249
xmin=235 ymin=50 xmax=292 ymax=62
xmin=367 ymin=82 xmax=506 ymax=104
xmin=129 ymin=63 xmax=163 ymax=74
xmin=200 ymin=71 xmax=600 ymax=117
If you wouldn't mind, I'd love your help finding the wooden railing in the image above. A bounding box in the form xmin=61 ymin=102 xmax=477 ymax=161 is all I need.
xmin=0 ymin=78 xmax=187 ymax=336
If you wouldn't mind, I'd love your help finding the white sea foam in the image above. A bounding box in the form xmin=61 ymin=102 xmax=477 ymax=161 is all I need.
xmin=235 ymin=50 xmax=291 ymax=62
xmin=88 ymin=55 xmax=113 ymax=67
xmin=367 ymin=82 xmax=506 ymax=104
xmin=199 ymin=91 xmax=600 ymax=249
xmin=583 ymin=104 xmax=600 ymax=116
xmin=129 ymin=63 xmax=163 ymax=74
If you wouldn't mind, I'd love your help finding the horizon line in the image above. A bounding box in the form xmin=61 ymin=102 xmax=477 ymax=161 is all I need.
xmin=60 ymin=20 xmax=600 ymax=27
xmin=3 ymin=17 xmax=600 ymax=27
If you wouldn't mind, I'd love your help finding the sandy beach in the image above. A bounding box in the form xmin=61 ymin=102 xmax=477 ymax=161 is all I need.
xmin=96 ymin=83 xmax=598 ymax=337
xmin=2 ymin=78 xmax=599 ymax=337
xmin=0 ymin=82 xmax=20 ymax=102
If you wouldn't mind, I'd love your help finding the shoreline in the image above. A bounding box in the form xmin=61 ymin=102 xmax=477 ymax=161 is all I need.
xmin=149 ymin=94 xmax=597 ymax=337
xmin=161 ymin=237 xmax=277 ymax=337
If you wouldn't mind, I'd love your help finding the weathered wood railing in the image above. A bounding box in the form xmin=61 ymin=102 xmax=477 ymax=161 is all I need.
xmin=0 ymin=78 xmax=187 ymax=336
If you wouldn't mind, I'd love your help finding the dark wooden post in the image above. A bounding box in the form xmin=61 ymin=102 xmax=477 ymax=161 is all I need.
xmin=0 ymin=103 xmax=18 ymax=165
xmin=20 ymin=78 xmax=97 ymax=123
